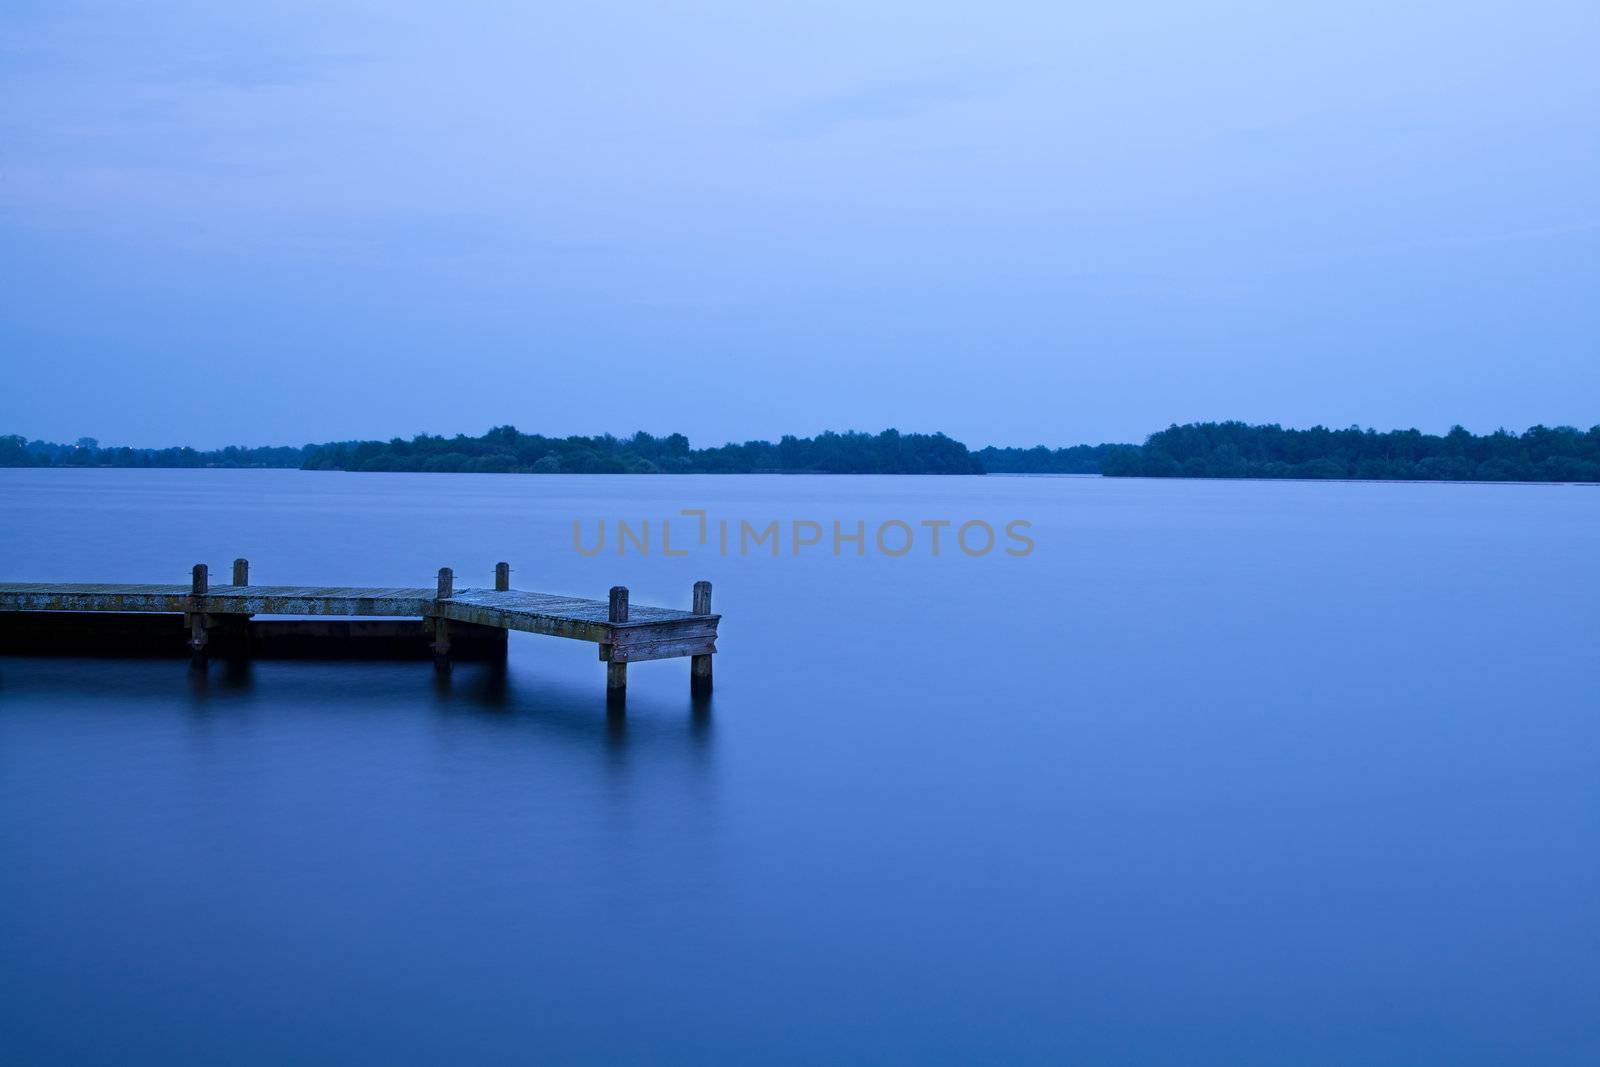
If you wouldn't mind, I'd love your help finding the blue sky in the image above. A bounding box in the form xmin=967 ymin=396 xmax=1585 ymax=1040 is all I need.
xmin=2 ymin=1 xmax=1596 ymax=448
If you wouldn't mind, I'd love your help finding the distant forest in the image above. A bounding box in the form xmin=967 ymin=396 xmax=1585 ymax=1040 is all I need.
xmin=0 ymin=428 xmax=983 ymax=475
xmin=0 ymin=435 xmax=309 ymax=470
xmin=1100 ymin=422 xmax=1600 ymax=483
xmin=3 ymin=422 xmax=1597 ymax=481
xmin=972 ymin=443 xmax=1115 ymax=474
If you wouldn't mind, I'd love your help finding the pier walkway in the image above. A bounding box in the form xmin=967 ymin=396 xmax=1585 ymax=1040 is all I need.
xmin=0 ymin=561 xmax=717 ymax=698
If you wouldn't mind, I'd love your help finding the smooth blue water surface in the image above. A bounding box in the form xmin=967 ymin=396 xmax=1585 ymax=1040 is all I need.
xmin=1 ymin=470 xmax=1596 ymax=1064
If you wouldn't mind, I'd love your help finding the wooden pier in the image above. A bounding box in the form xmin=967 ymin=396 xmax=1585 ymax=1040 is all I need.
xmin=0 ymin=561 xmax=718 ymax=699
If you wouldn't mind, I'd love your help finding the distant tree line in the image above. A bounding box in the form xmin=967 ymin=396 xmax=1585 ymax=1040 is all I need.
xmin=1099 ymin=422 xmax=1600 ymax=482
xmin=301 ymin=426 xmax=981 ymax=474
xmin=972 ymin=443 xmax=1119 ymax=474
xmin=0 ymin=435 xmax=311 ymax=469
xmin=1 ymin=427 xmax=982 ymax=475
xmin=7 ymin=422 xmax=1596 ymax=481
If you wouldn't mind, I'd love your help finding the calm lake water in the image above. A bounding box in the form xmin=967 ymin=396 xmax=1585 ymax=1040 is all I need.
xmin=1 ymin=469 xmax=1596 ymax=1064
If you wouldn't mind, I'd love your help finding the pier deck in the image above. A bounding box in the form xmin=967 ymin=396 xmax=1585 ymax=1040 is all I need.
xmin=0 ymin=562 xmax=718 ymax=698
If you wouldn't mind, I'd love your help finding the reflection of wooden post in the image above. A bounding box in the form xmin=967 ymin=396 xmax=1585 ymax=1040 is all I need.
xmin=432 ymin=567 xmax=453 ymax=670
xmin=691 ymin=580 xmax=713 ymax=693
xmin=188 ymin=564 xmax=209 ymax=660
xmin=606 ymin=586 xmax=628 ymax=695
xmin=495 ymin=562 xmax=510 ymax=591
xmin=232 ymin=558 xmax=249 ymax=586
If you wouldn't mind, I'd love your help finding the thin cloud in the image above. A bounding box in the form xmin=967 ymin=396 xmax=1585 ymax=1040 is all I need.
xmin=133 ymin=48 xmax=365 ymax=89
xmin=765 ymin=62 xmax=1017 ymax=137
xmin=1213 ymin=105 xmax=1445 ymax=155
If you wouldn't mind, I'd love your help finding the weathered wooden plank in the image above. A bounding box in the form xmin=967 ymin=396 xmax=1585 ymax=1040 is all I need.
xmin=204 ymin=590 xmax=437 ymax=616
xmin=0 ymin=591 xmax=438 ymax=616
xmin=445 ymin=588 xmax=710 ymax=627
xmin=0 ymin=588 xmax=194 ymax=612
xmin=600 ymin=637 xmax=717 ymax=663
xmin=606 ymin=617 xmax=719 ymax=648
xmin=447 ymin=589 xmax=606 ymax=619
xmin=25 ymin=584 xmax=179 ymax=597
xmin=434 ymin=601 xmax=614 ymax=642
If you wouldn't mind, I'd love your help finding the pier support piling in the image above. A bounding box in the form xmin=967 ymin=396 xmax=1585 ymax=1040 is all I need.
xmin=431 ymin=567 xmax=454 ymax=671
xmin=691 ymin=580 xmax=713 ymax=694
xmin=187 ymin=563 xmax=209 ymax=664
xmin=606 ymin=586 xmax=629 ymax=698
xmin=232 ymin=558 xmax=249 ymax=586
xmin=187 ymin=614 xmax=208 ymax=656
xmin=495 ymin=562 xmax=510 ymax=591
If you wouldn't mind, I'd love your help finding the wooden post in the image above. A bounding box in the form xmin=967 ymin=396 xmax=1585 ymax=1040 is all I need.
xmin=432 ymin=567 xmax=453 ymax=669
xmin=188 ymin=564 xmax=209 ymax=659
xmin=495 ymin=562 xmax=510 ymax=591
xmin=232 ymin=558 xmax=249 ymax=586
xmin=691 ymin=580 xmax=713 ymax=693
xmin=606 ymin=586 xmax=628 ymax=694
